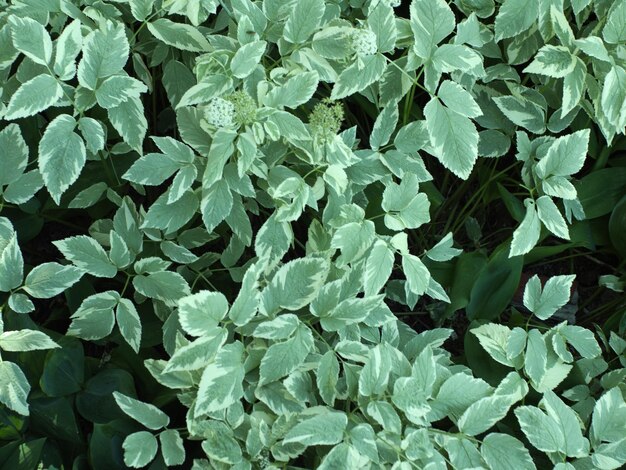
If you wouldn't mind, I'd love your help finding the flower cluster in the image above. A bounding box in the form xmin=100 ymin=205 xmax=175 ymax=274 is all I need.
xmin=352 ymin=28 xmax=378 ymax=56
xmin=309 ymin=99 xmax=344 ymax=142
xmin=227 ymin=91 xmax=257 ymax=126
xmin=204 ymin=97 xmax=235 ymax=127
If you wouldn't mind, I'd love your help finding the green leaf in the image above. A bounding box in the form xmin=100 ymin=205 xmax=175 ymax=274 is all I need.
xmin=364 ymin=240 xmax=394 ymax=296
xmin=23 ymin=262 xmax=83 ymax=299
xmin=481 ymin=433 xmax=536 ymax=470
xmin=317 ymin=351 xmax=339 ymax=406
xmin=165 ymin=330 xmax=227 ymax=373
xmin=159 ymin=430 xmax=185 ymax=466
xmin=601 ymin=66 xmax=626 ymax=130
xmin=109 ymin=231 xmax=132 ymax=269
xmin=196 ymin=342 xmax=245 ymax=414
xmin=320 ymin=295 xmax=384 ymax=331
xmin=493 ymin=95 xmax=546 ymax=134
xmin=53 ymin=19 xmax=82 ymax=80
xmin=8 ymin=293 xmax=34 ymax=313
xmin=5 ymin=74 xmax=62 ymax=120
xmin=201 ymin=180 xmax=233 ymax=233
xmin=0 ymin=124 xmax=28 ymax=186
xmin=592 ymin=439 xmax=626 ymax=470
xmin=0 ymin=362 xmax=30 ymax=416
xmin=359 ymin=344 xmax=392 ymax=396
xmin=542 ymin=390 xmax=589 ymax=457
xmin=0 ymin=330 xmax=58 ymax=352
xmin=603 ymin=0 xmax=626 ymax=44
xmin=0 ymin=222 xmax=23 ymax=292
xmin=525 ymin=329 xmax=547 ymax=385
xmin=253 ymin=314 xmax=300 ymax=340
xmin=370 ymin=103 xmax=399 ymax=150
xmin=523 ymin=274 xmax=575 ymax=320
xmin=283 ymin=411 xmax=348 ymax=446
xmin=133 ymin=271 xmax=191 ymax=306
xmin=523 ymin=45 xmax=576 ymax=78
xmin=515 ymin=405 xmax=565 ymax=453
xmin=427 ymin=232 xmax=462 ymax=262
xmin=113 ymin=392 xmax=169 ymax=430
xmin=78 ymin=118 xmax=106 ymax=154
xmin=494 ymin=0 xmax=539 ymax=41
xmin=67 ymin=291 xmax=118 ymax=340
xmin=424 ymin=97 xmax=479 ymax=179
xmin=141 ymin=190 xmax=199 ymax=233
xmin=264 ymin=257 xmax=330 ymax=312
xmin=122 ymin=431 xmax=158 ymax=468
xmin=409 ymin=0 xmax=455 ymax=59
xmin=591 ymin=388 xmax=626 ymax=444
xmin=53 ymin=235 xmax=117 ymax=278
xmin=264 ymin=71 xmax=319 ymax=109
xmin=107 ymin=96 xmax=147 ymax=152
xmin=129 ymin=0 xmax=155 ymax=21
xmin=122 ymin=154 xmax=181 ymax=186
xmin=402 ymin=253 xmax=431 ymax=296
xmin=231 ymin=40 xmax=266 ymax=78
xmin=177 ymin=74 xmax=232 ymax=108
xmin=259 ymin=323 xmax=314 ymax=385
xmin=95 ymin=75 xmax=148 ymax=109
xmin=472 ymin=323 xmax=515 ymax=366
xmin=38 ymin=114 xmax=86 ymax=204
xmin=147 ymin=18 xmax=210 ymax=52
xmin=536 ymin=129 xmax=590 ymax=178
xmin=116 ymin=299 xmax=142 ymax=353
xmin=8 ymin=16 xmax=52 ymax=65
xmin=537 ymin=196 xmax=569 ymax=239
xmin=77 ymin=21 xmax=129 ymax=90
xmin=559 ymin=325 xmax=602 ymax=358
xmin=510 ymin=199 xmax=541 ymax=257
xmin=178 ymin=291 xmax=228 ymax=337
xmin=40 ymin=337 xmax=84 ymax=397
xmin=331 ymin=54 xmax=387 ymax=100
xmin=200 ymin=421 xmax=242 ymax=464
xmin=283 ymin=0 xmax=325 ymax=44
xmin=562 ymin=58 xmax=586 ymax=117
xmin=437 ymin=80 xmax=482 ymax=118
xmin=432 ymin=44 xmax=484 ymax=76
xmin=458 ymin=395 xmax=512 ymax=436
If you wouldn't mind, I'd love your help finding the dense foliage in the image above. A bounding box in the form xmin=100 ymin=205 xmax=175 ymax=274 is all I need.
xmin=1 ymin=0 xmax=626 ymax=468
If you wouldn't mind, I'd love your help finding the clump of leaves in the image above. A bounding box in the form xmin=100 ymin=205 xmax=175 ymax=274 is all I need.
xmin=1 ymin=0 xmax=626 ymax=469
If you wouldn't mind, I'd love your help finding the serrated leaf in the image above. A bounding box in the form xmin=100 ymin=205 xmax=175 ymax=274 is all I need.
xmin=424 ymin=97 xmax=479 ymax=179
xmin=259 ymin=324 xmax=313 ymax=385
xmin=364 ymin=240 xmax=394 ymax=296
xmin=53 ymin=19 xmax=82 ymax=80
xmin=283 ymin=411 xmax=348 ymax=446
xmin=370 ymin=103 xmax=399 ymax=150
xmin=523 ymin=274 xmax=575 ymax=320
xmin=559 ymin=325 xmax=602 ymax=358
xmin=96 ymin=75 xmax=147 ymax=109
xmin=536 ymin=129 xmax=590 ymax=178
xmin=78 ymin=118 xmax=106 ymax=154
xmin=195 ymin=342 xmax=245 ymax=414
xmin=283 ymin=0 xmax=325 ymax=44
xmin=542 ymin=390 xmax=589 ymax=457
xmin=133 ymin=271 xmax=191 ymax=306
xmin=0 ymin=330 xmax=59 ymax=352
xmin=107 ymin=96 xmax=147 ymax=152
xmin=481 ymin=433 xmax=536 ymax=470
xmin=141 ymin=190 xmax=198 ymax=233
xmin=317 ymin=351 xmax=339 ymax=406
xmin=515 ymin=405 xmax=565 ymax=453
xmin=562 ymin=58 xmax=586 ymax=117
xmin=53 ymin=235 xmax=117 ymax=278
xmin=123 ymin=431 xmax=158 ymax=468
xmin=23 ymin=262 xmax=83 ymax=299
xmin=116 ymin=299 xmax=142 ymax=353
xmin=331 ymin=54 xmax=387 ymax=100
xmin=493 ymin=95 xmax=545 ymax=134
xmin=601 ymin=66 xmax=626 ymax=131
xmin=202 ymin=180 xmax=233 ymax=233
xmin=5 ymin=74 xmax=62 ymax=120
xmin=510 ymin=199 xmax=541 ymax=257
xmin=77 ymin=21 xmax=129 ymax=90
xmin=409 ymin=0 xmax=455 ymax=59
xmin=147 ymin=18 xmax=210 ymax=52
xmin=402 ymin=253 xmax=431 ymax=296
xmin=359 ymin=344 xmax=392 ymax=396
xmin=264 ymin=71 xmax=319 ymax=109
xmin=603 ymin=0 xmax=626 ymax=44
xmin=178 ymin=291 xmax=228 ymax=337
xmin=114 ymin=392 xmax=169 ymax=430
xmin=67 ymin=291 xmax=118 ymax=340
xmin=525 ymin=329 xmax=547 ymax=385
xmin=159 ymin=430 xmax=185 ymax=466
xmin=495 ymin=0 xmax=539 ymax=41
xmin=0 ymin=124 xmax=28 ymax=186
xmin=523 ymin=45 xmax=576 ymax=78
xmin=537 ymin=195 xmax=569 ymax=239
xmin=458 ymin=395 xmax=512 ymax=436
xmin=591 ymin=387 xmax=626 ymax=445
xmin=0 ymin=362 xmax=31 ymax=416
xmin=437 ymin=80 xmax=482 ymax=118
xmin=8 ymin=16 xmax=52 ymax=65
xmin=165 ymin=330 xmax=227 ymax=373
xmin=231 ymin=40 xmax=266 ymax=78
xmin=432 ymin=44 xmax=484 ymax=76
xmin=0 ymin=221 xmax=23 ymax=292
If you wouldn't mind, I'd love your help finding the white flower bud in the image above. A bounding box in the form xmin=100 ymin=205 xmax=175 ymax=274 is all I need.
xmin=205 ymin=98 xmax=235 ymax=128
xmin=352 ymin=29 xmax=378 ymax=57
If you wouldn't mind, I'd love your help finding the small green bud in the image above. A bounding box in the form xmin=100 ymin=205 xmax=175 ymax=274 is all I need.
xmin=309 ymin=99 xmax=345 ymax=142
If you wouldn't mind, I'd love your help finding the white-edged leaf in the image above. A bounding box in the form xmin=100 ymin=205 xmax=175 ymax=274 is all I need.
xmin=178 ymin=291 xmax=228 ymax=337
xmin=159 ymin=429 xmax=185 ymax=466
xmin=116 ymin=299 xmax=142 ymax=353
xmin=364 ymin=240 xmax=394 ymax=296
xmin=195 ymin=342 xmax=245 ymax=414
xmin=5 ymin=74 xmax=62 ymax=120
xmin=0 ymin=330 xmax=59 ymax=352
xmin=0 ymin=362 xmax=31 ymax=416
xmin=77 ymin=21 xmax=129 ymax=90
xmin=8 ymin=16 xmax=52 ymax=65
xmin=283 ymin=411 xmax=348 ymax=446
xmin=122 ymin=431 xmax=158 ymax=468
xmin=147 ymin=18 xmax=210 ymax=52
xmin=231 ymin=40 xmax=266 ymax=78
xmin=23 ymin=262 xmax=83 ymax=299
xmin=510 ymin=199 xmax=541 ymax=257
xmin=53 ymin=235 xmax=117 ymax=278
xmin=283 ymin=0 xmax=325 ymax=44
xmin=113 ymin=391 xmax=170 ymax=430
xmin=523 ymin=274 xmax=575 ymax=320
xmin=481 ymin=433 xmax=536 ymax=470
xmin=523 ymin=45 xmax=576 ymax=78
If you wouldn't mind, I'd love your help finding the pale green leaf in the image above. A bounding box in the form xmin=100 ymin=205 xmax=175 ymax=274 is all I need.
xmin=402 ymin=253 xmax=431 ymax=296
xmin=231 ymin=40 xmax=266 ymax=78
xmin=515 ymin=405 xmax=566 ymax=453
xmin=96 ymin=75 xmax=148 ymax=109
xmin=536 ymin=129 xmax=590 ymax=178
xmin=317 ymin=351 xmax=339 ymax=406
xmin=147 ymin=18 xmax=210 ymax=52
xmin=458 ymin=395 xmax=512 ymax=436
xmin=107 ymin=96 xmax=147 ymax=152
xmin=601 ymin=66 xmax=626 ymax=131
xmin=0 ymin=362 xmax=31 ymax=416
xmin=5 ymin=74 xmax=62 ymax=120
xmin=603 ymin=0 xmax=626 ymax=44
xmin=264 ymin=71 xmax=319 ymax=109
xmin=494 ymin=0 xmax=540 ymax=41
xmin=195 ymin=342 xmax=245 ymax=414
xmin=23 ymin=262 xmax=83 ymax=299
xmin=283 ymin=411 xmax=348 ymax=446
xmin=481 ymin=433 xmax=536 ymax=470
xmin=364 ymin=240 xmax=394 ymax=296
xmin=523 ymin=274 xmax=575 ymax=320
xmin=53 ymin=235 xmax=117 ymax=278
xmin=53 ymin=19 xmax=83 ymax=80
xmin=178 ymin=291 xmax=228 ymax=337
xmin=113 ymin=391 xmax=169 ymax=430
xmin=78 ymin=118 xmax=106 ymax=154
xmin=409 ymin=0 xmax=455 ymax=59
xmin=67 ymin=291 xmax=118 ymax=340
xmin=123 ymin=431 xmax=158 ymax=468
xmin=437 ymin=80 xmax=482 ymax=118
xmin=537 ymin=196 xmax=569 ymax=239
xmin=510 ymin=199 xmax=541 ymax=257
xmin=77 ymin=21 xmax=129 ymax=90
xmin=591 ymin=388 xmax=626 ymax=444
xmin=8 ymin=16 xmax=52 ymax=65
xmin=0 ymin=330 xmax=59 ymax=352
xmin=159 ymin=430 xmax=185 ymax=466
xmin=542 ymin=390 xmax=589 ymax=457
xmin=116 ymin=299 xmax=142 ymax=353
xmin=132 ymin=271 xmax=191 ymax=306
xmin=259 ymin=324 xmax=313 ymax=385
xmin=0 ymin=124 xmax=28 ymax=186
xmin=283 ymin=0 xmax=325 ymax=44
xmin=523 ymin=45 xmax=576 ymax=78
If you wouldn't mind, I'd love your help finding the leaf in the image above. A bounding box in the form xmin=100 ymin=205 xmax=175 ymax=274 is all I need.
xmin=471 ymin=323 xmax=514 ymax=366
xmin=78 ymin=118 xmax=106 ymax=154
xmin=432 ymin=44 xmax=484 ymax=76
xmin=264 ymin=257 xmax=330 ymax=312
xmin=159 ymin=430 xmax=185 ymax=466
xmin=253 ymin=314 xmax=300 ymax=340
xmin=370 ymin=103 xmax=399 ymax=150
xmin=0 ymin=362 xmax=31 ymax=416
xmin=38 ymin=114 xmax=86 ymax=204
xmin=359 ymin=344 xmax=392 ymax=396
xmin=437 ymin=80 xmax=482 ymax=118
xmin=562 ymin=58 xmax=586 ymax=117
xmin=525 ymin=329 xmax=547 ymax=385
xmin=559 ymin=325 xmax=602 ymax=358
xmin=195 ymin=342 xmax=245 ymax=414
xmin=5 ymin=74 xmax=62 ymax=120
xmin=601 ymin=66 xmax=626 ymax=131
xmin=264 ymin=71 xmax=319 ymax=109
xmin=402 ymin=253 xmax=431 ymax=296
xmin=603 ymin=0 xmax=626 ymax=44
xmin=165 ymin=330 xmax=227 ymax=373
xmin=409 ymin=0 xmax=455 ymax=59
xmin=283 ymin=0 xmax=325 ymax=44
xmin=53 ymin=235 xmax=117 ymax=278
xmin=0 ymin=226 xmax=23 ymax=292
xmin=116 ymin=299 xmax=142 ymax=353
xmin=515 ymin=405 xmax=565 ymax=453
xmin=523 ymin=45 xmax=576 ymax=78
xmin=493 ymin=95 xmax=545 ymax=134
xmin=122 ymin=154 xmax=181 ymax=186
xmin=67 ymin=291 xmax=118 ymax=340
xmin=364 ymin=240 xmax=394 ymax=296
xmin=95 ymin=75 xmax=147 ymax=109
xmin=77 ymin=21 xmax=129 ymax=90
xmin=113 ymin=392 xmax=169 ymax=430
xmin=424 ymin=97 xmax=479 ymax=179
xmin=317 ymin=351 xmax=339 ymax=406
xmin=129 ymin=0 xmax=155 ymax=21
xmin=133 ymin=271 xmax=191 ymax=306
xmin=283 ymin=411 xmax=348 ymax=446
xmin=510 ymin=199 xmax=541 ymax=257
xmin=536 ymin=129 xmax=590 ymax=178
xmin=542 ymin=390 xmax=589 ymax=457
xmin=107 ymin=96 xmax=147 ymax=152
xmin=0 ymin=330 xmax=58 ymax=352
xmin=8 ymin=293 xmax=34 ymax=313
xmin=201 ymin=180 xmax=233 ymax=233
xmin=427 ymin=232 xmax=462 ymax=262
xmin=147 ymin=18 xmax=210 ymax=51
xmin=331 ymin=54 xmax=387 ymax=100
xmin=122 ymin=431 xmax=158 ymax=468
xmin=177 ymin=74 xmax=232 ymax=108
xmin=0 ymin=124 xmax=28 ymax=186
xmin=481 ymin=433 xmax=536 ymax=470
xmin=592 ymin=388 xmax=626 ymax=445
xmin=23 ymin=262 xmax=83 ymax=299
xmin=259 ymin=324 xmax=314 ymax=385
xmin=231 ymin=40 xmax=266 ymax=78
xmin=200 ymin=421 xmax=242 ymax=464
xmin=494 ymin=0 xmax=540 ymax=41
xmin=458 ymin=395 xmax=513 ymax=436
xmin=523 ymin=274 xmax=575 ymax=320
xmin=53 ymin=19 xmax=83 ymax=80
xmin=537 ymin=196 xmax=569 ymax=239
xmin=8 ymin=16 xmax=52 ymax=65
xmin=141 ymin=190 xmax=199 ymax=233
xmin=320 ymin=295 xmax=384 ymax=331
xmin=178 ymin=291 xmax=228 ymax=337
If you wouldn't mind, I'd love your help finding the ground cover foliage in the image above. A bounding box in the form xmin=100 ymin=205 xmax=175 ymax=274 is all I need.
xmin=0 ymin=0 xmax=626 ymax=468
